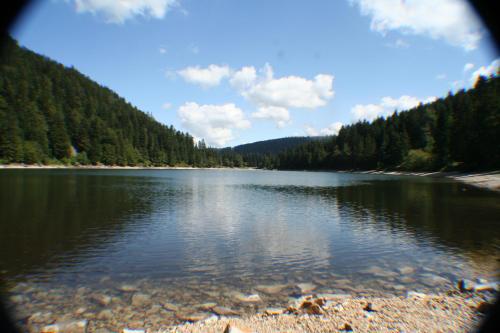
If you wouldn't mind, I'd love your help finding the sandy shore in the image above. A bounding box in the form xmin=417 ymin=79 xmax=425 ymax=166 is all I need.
xmin=0 ymin=164 xmax=256 ymax=171
xmin=351 ymin=170 xmax=500 ymax=192
xmin=156 ymin=293 xmax=492 ymax=332
xmin=23 ymin=291 xmax=495 ymax=333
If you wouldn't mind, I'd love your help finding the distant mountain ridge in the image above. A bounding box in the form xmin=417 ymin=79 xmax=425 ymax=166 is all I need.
xmin=232 ymin=136 xmax=327 ymax=155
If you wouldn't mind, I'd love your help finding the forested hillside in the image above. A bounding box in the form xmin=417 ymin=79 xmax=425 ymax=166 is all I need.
xmin=0 ymin=36 xmax=243 ymax=167
xmin=233 ymin=137 xmax=320 ymax=155
xmin=267 ymin=75 xmax=500 ymax=171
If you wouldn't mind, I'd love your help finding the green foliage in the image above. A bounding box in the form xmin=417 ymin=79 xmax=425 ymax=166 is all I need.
xmin=22 ymin=141 xmax=44 ymax=164
xmin=400 ymin=149 xmax=433 ymax=171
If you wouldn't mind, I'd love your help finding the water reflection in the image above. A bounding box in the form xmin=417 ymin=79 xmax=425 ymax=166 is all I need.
xmin=0 ymin=170 xmax=155 ymax=284
xmin=0 ymin=169 xmax=499 ymax=291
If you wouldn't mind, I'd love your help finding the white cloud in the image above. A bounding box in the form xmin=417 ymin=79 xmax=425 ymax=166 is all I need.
xmin=352 ymin=95 xmax=437 ymax=122
xmin=161 ymin=102 xmax=172 ymax=110
xmin=159 ymin=47 xmax=167 ymax=54
xmin=251 ymin=106 xmax=291 ymax=128
xmin=177 ymin=102 xmax=250 ymax=147
xmin=177 ymin=65 xmax=231 ymax=88
xmin=436 ymin=73 xmax=447 ymax=80
xmin=350 ymin=0 xmax=483 ymax=51
xmin=242 ymin=65 xmax=334 ymax=109
xmin=305 ymin=122 xmax=343 ymax=136
xmin=73 ymin=0 xmax=177 ymax=23
xmin=229 ymin=66 xmax=257 ymax=90
xmin=176 ymin=63 xmax=335 ymax=128
xmin=469 ymin=58 xmax=499 ymax=85
xmin=236 ymin=64 xmax=334 ymax=127
xmin=463 ymin=63 xmax=474 ymax=72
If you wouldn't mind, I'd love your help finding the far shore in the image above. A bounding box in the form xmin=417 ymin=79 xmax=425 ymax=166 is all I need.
xmin=347 ymin=169 xmax=500 ymax=192
xmin=1 ymin=164 xmax=499 ymax=192
xmin=0 ymin=163 xmax=258 ymax=171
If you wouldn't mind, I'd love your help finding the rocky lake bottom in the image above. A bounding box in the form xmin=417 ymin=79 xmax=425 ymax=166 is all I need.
xmin=5 ymin=260 xmax=499 ymax=332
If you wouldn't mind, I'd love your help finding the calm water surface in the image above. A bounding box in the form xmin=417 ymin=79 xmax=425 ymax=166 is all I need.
xmin=1 ymin=169 xmax=499 ymax=318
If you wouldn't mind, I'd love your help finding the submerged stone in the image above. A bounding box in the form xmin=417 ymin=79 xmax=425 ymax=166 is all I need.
xmin=212 ymin=306 xmax=240 ymax=316
xmin=118 ymin=284 xmax=138 ymax=292
xmin=457 ymin=279 xmax=475 ymax=292
xmin=421 ymin=274 xmax=449 ymax=287
xmin=255 ymin=284 xmax=287 ymax=295
xmin=161 ymin=302 xmax=180 ymax=312
xmin=92 ymin=294 xmax=112 ymax=306
xmin=397 ymin=266 xmax=415 ymax=275
xmin=40 ymin=320 xmax=87 ymax=333
xmin=197 ymin=302 xmax=218 ymax=310
xmin=97 ymin=309 xmax=113 ymax=320
xmin=175 ymin=311 xmax=210 ymax=322
xmin=296 ymin=283 xmax=316 ymax=294
xmin=474 ymin=282 xmax=498 ymax=292
xmin=131 ymin=293 xmax=150 ymax=307
xmin=233 ymin=293 xmax=262 ymax=303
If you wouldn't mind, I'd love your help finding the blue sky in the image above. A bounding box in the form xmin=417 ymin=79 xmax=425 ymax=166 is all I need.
xmin=11 ymin=0 xmax=499 ymax=147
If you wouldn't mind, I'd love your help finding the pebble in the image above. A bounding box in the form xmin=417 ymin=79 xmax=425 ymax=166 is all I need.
xmin=223 ymin=323 xmax=253 ymax=333
xmin=41 ymin=320 xmax=87 ymax=333
xmin=197 ymin=302 xmax=218 ymax=310
xmin=421 ymin=274 xmax=449 ymax=287
xmin=296 ymin=283 xmax=316 ymax=294
xmin=264 ymin=308 xmax=284 ymax=315
xmin=131 ymin=293 xmax=150 ymax=307
xmin=340 ymin=323 xmax=353 ymax=331
xmin=118 ymin=284 xmax=138 ymax=292
xmin=254 ymin=284 xmax=287 ymax=295
xmin=92 ymin=294 xmax=112 ymax=306
xmin=162 ymin=302 xmax=180 ymax=312
xmin=233 ymin=293 xmax=262 ymax=303
xmin=74 ymin=307 xmax=86 ymax=315
xmin=97 ymin=309 xmax=114 ymax=320
xmin=175 ymin=312 xmax=210 ymax=322
xmin=474 ymin=282 xmax=498 ymax=292
xmin=212 ymin=306 xmax=240 ymax=316
xmin=407 ymin=291 xmax=427 ymax=298
xmin=398 ymin=266 xmax=415 ymax=275
xmin=363 ymin=302 xmax=378 ymax=312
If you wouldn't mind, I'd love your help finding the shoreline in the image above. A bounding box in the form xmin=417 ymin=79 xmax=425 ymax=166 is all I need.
xmin=0 ymin=164 xmax=257 ymax=171
xmin=1 ymin=164 xmax=499 ymax=191
xmin=168 ymin=293 xmax=490 ymax=333
xmin=348 ymin=169 xmax=500 ymax=192
xmin=24 ymin=291 xmax=494 ymax=333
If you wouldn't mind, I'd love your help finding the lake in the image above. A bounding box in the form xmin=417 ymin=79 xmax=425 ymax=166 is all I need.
xmin=1 ymin=169 xmax=499 ymax=324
